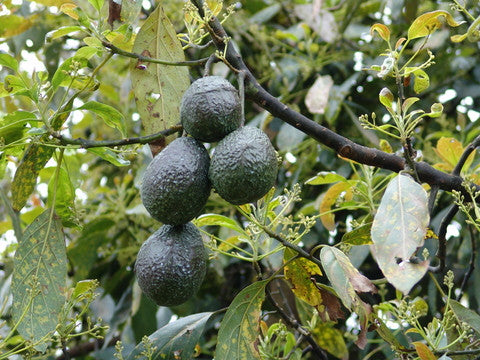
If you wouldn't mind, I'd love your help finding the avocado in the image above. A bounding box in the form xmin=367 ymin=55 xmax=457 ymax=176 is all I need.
xmin=135 ymin=222 xmax=207 ymax=306
xmin=209 ymin=126 xmax=278 ymax=205
xmin=180 ymin=76 xmax=242 ymax=143
xmin=141 ymin=136 xmax=211 ymax=225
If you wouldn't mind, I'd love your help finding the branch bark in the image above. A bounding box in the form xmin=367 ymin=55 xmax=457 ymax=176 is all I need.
xmin=191 ymin=0 xmax=479 ymax=199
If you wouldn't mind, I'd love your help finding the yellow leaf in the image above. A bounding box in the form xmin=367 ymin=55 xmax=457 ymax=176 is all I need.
xmin=370 ymin=23 xmax=390 ymax=42
xmin=28 ymin=0 xmax=71 ymax=6
xmin=413 ymin=342 xmax=437 ymax=360
xmin=433 ymin=137 xmax=475 ymax=173
xmin=311 ymin=322 xmax=348 ymax=359
xmin=319 ymin=182 xmax=353 ymax=231
xmin=408 ymin=10 xmax=462 ymax=40
xmin=60 ymin=3 xmax=78 ymax=20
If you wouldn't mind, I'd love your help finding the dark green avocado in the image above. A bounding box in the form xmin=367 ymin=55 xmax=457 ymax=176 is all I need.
xmin=209 ymin=126 xmax=278 ymax=205
xmin=135 ymin=223 xmax=207 ymax=307
xmin=180 ymin=76 xmax=242 ymax=143
xmin=140 ymin=136 xmax=211 ymax=225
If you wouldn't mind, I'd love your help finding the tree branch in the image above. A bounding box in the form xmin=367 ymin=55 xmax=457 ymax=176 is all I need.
xmin=190 ymin=0 xmax=480 ymax=200
xmin=52 ymin=124 xmax=182 ymax=149
xmin=102 ymin=40 xmax=210 ymax=67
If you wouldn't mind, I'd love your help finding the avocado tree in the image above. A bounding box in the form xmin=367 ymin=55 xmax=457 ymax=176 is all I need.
xmin=1 ymin=0 xmax=480 ymax=359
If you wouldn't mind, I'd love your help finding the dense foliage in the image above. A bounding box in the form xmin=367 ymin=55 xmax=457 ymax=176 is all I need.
xmin=1 ymin=0 xmax=480 ymax=359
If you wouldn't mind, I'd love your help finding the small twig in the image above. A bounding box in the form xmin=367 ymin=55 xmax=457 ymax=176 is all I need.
xmin=52 ymin=124 xmax=183 ymax=149
xmin=203 ymin=53 xmax=218 ymax=76
xmin=456 ymin=225 xmax=476 ymax=301
xmin=430 ymin=204 xmax=458 ymax=273
xmin=102 ymin=40 xmax=209 ymax=67
xmin=265 ymin=283 xmax=327 ymax=360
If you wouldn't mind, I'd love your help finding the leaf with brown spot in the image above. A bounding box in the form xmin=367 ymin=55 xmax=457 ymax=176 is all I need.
xmin=131 ymin=4 xmax=189 ymax=155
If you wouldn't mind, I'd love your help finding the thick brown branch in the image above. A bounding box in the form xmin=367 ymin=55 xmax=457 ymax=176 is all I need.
xmin=191 ymin=0 xmax=479 ymax=199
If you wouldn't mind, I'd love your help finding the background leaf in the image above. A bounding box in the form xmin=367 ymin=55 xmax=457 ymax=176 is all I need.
xmin=87 ymin=147 xmax=131 ymax=166
xmin=450 ymin=300 xmax=480 ymax=335
xmin=126 ymin=312 xmax=213 ymax=360
xmin=319 ymin=182 xmax=353 ymax=231
xmin=215 ymin=280 xmax=269 ymax=360
xmin=11 ymin=209 xmax=67 ymax=351
xmin=371 ymin=174 xmax=430 ymax=294
xmin=131 ymin=4 xmax=189 ymax=154
xmin=78 ymin=101 xmax=126 ymax=137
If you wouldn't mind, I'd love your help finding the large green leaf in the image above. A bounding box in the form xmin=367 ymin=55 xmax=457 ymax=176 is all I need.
xmin=371 ymin=174 xmax=430 ymax=294
xmin=126 ymin=312 xmax=213 ymax=360
xmin=215 ymin=280 xmax=269 ymax=360
xmin=11 ymin=209 xmax=67 ymax=351
xmin=450 ymin=300 xmax=480 ymax=335
xmin=320 ymin=246 xmax=376 ymax=310
xmin=130 ymin=4 xmax=189 ymax=151
xmin=11 ymin=143 xmax=54 ymax=211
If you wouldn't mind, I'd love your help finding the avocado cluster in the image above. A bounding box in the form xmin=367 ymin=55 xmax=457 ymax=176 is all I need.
xmin=136 ymin=75 xmax=278 ymax=307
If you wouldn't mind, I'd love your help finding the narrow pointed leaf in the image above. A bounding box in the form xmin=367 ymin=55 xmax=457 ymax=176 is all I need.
xmin=12 ymin=144 xmax=54 ymax=211
xmin=215 ymin=280 xmax=269 ymax=360
xmin=126 ymin=312 xmax=213 ymax=360
xmin=12 ymin=209 xmax=67 ymax=351
xmin=131 ymin=4 xmax=189 ymax=152
xmin=450 ymin=300 xmax=480 ymax=335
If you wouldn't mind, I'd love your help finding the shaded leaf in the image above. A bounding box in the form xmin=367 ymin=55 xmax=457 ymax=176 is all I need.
xmin=311 ymin=322 xmax=348 ymax=359
xmin=320 ymin=246 xmax=376 ymax=310
xmin=370 ymin=23 xmax=390 ymax=42
xmin=412 ymin=68 xmax=429 ymax=94
xmin=72 ymin=279 xmax=98 ymax=299
xmin=126 ymin=312 xmax=213 ymax=360
xmin=371 ymin=174 xmax=430 ymax=294
xmin=87 ymin=147 xmax=131 ymax=166
xmin=413 ymin=342 xmax=437 ymax=360
xmin=341 ymin=223 xmax=373 ymax=245
xmin=305 ymin=172 xmax=347 ymax=185
xmin=450 ymin=299 xmax=480 ymax=335
xmin=131 ymin=4 xmax=189 ymax=152
xmin=48 ymin=167 xmax=77 ymax=227
xmin=215 ymin=280 xmax=269 ymax=360
xmin=380 ymin=139 xmax=393 ymax=153
xmin=12 ymin=209 xmax=67 ymax=351
xmin=319 ymin=182 xmax=353 ymax=231
xmin=407 ymin=10 xmax=461 ymax=40
xmin=78 ymin=101 xmax=126 ymax=136
xmin=12 ymin=144 xmax=54 ymax=211
xmin=372 ymin=315 xmax=404 ymax=349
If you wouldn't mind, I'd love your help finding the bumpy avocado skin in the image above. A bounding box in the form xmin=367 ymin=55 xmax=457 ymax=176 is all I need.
xmin=180 ymin=76 xmax=242 ymax=143
xmin=135 ymin=223 xmax=207 ymax=307
xmin=209 ymin=126 xmax=278 ymax=205
xmin=141 ymin=137 xmax=211 ymax=225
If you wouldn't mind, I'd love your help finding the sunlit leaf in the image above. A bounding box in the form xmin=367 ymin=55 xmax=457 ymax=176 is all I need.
xmin=215 ymin=280 xmax=269 ymax=360
xmin=371 ymin=174 xmax=430 ymax=294
xmin=379 ymin=87 xmax=394 ymax=109
xmin=319 ymin=182 xmax=353 ymax=231
xmin=131 ymin=4 xmax=189 ymax=154
xmin=370 ymin=23 xmax=390 ymax=42
xmin=407 ymin=10 xmax=462 ymax=40
xmin=412 ymin=68 xmax=429 ymax=93
xmin=195 ymin=213 xmax=246 ymax=235
xmin=12 ymin=209 xmax=67 ymax=352
xmin=0 ymin=52 xmax=18 ymax=72
xmin=46 ymin=26 xmax=84 ymax=41
xmin=0 ymin=15 xmax=36 ymax=38
xmin=126 ymin=312 xmax=213 ymax=360
xmin=433 ymin=137 xmax=474 ymax=173
xmin=380 ymin=139 xmax=393 ymax=153
xmin=60 ymin=3 xmax=79 ymax=19
xmin=87 ymin=0 xmax=104 ymax=12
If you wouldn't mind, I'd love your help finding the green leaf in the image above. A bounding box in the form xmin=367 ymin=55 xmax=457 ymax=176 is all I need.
xmin=370 ymin=23 xmax=390 ymax=42
xmin=46 ymin=26 xmax=84 ymax=41
xmin=195 ymin=213 xmax=246 ymax=235
xmin=48 ymin=167 xmax=77 ymax=227
xmin=0 ymin=52 xmax=18 ymax=72
xmin=72 ymin=279 xmax=98 ymax=299
xmin=51 ymin=57 xmax=88 ymax=91
xmin=427 ymin=103 xmax=443 ymax=118
xmin=78 ymin=101 xmax=126 ymax=136
xmin=126 ymin=312 xmax=213 ymax=360
xmin=371 ymin=174 xmax=430 ymax=294
xmin=305 ymin=171 xmax=347 ymax=185
xmin=402 ymin=97 xmax=420 ymax=114
xmin=4 ymin=74 xmax=31 ymax=97
xmin=450 ymin=299 xmax=480 ymax=335
xmin=87 ymin=147 xmax=131 ymax=166
xmin=407 ymin=10 xmax=462 ymax=40
xmin=215 ymin=280 xmax=269 ymax=360
xmin=12 ymin=209 xmax=67 ymax=352
xmin=341 ymin=223 xmax=373 ymax=245
xmin=0 ymin=14 xmax=35 ymax=38
xmin=320 ymin=246 xmax=376 ymax=310
xmin=87 ymin=0 xmax=104 ymax=12
xmin=131 ymin=4 xmax=189 ymax=146
xmin=12 ymin=144 xmax=54 ymax=211
xmin=412 ymin=69 xmax=430 ymax=94
xmin=379 ymin=87 xmax=394 ymax=109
